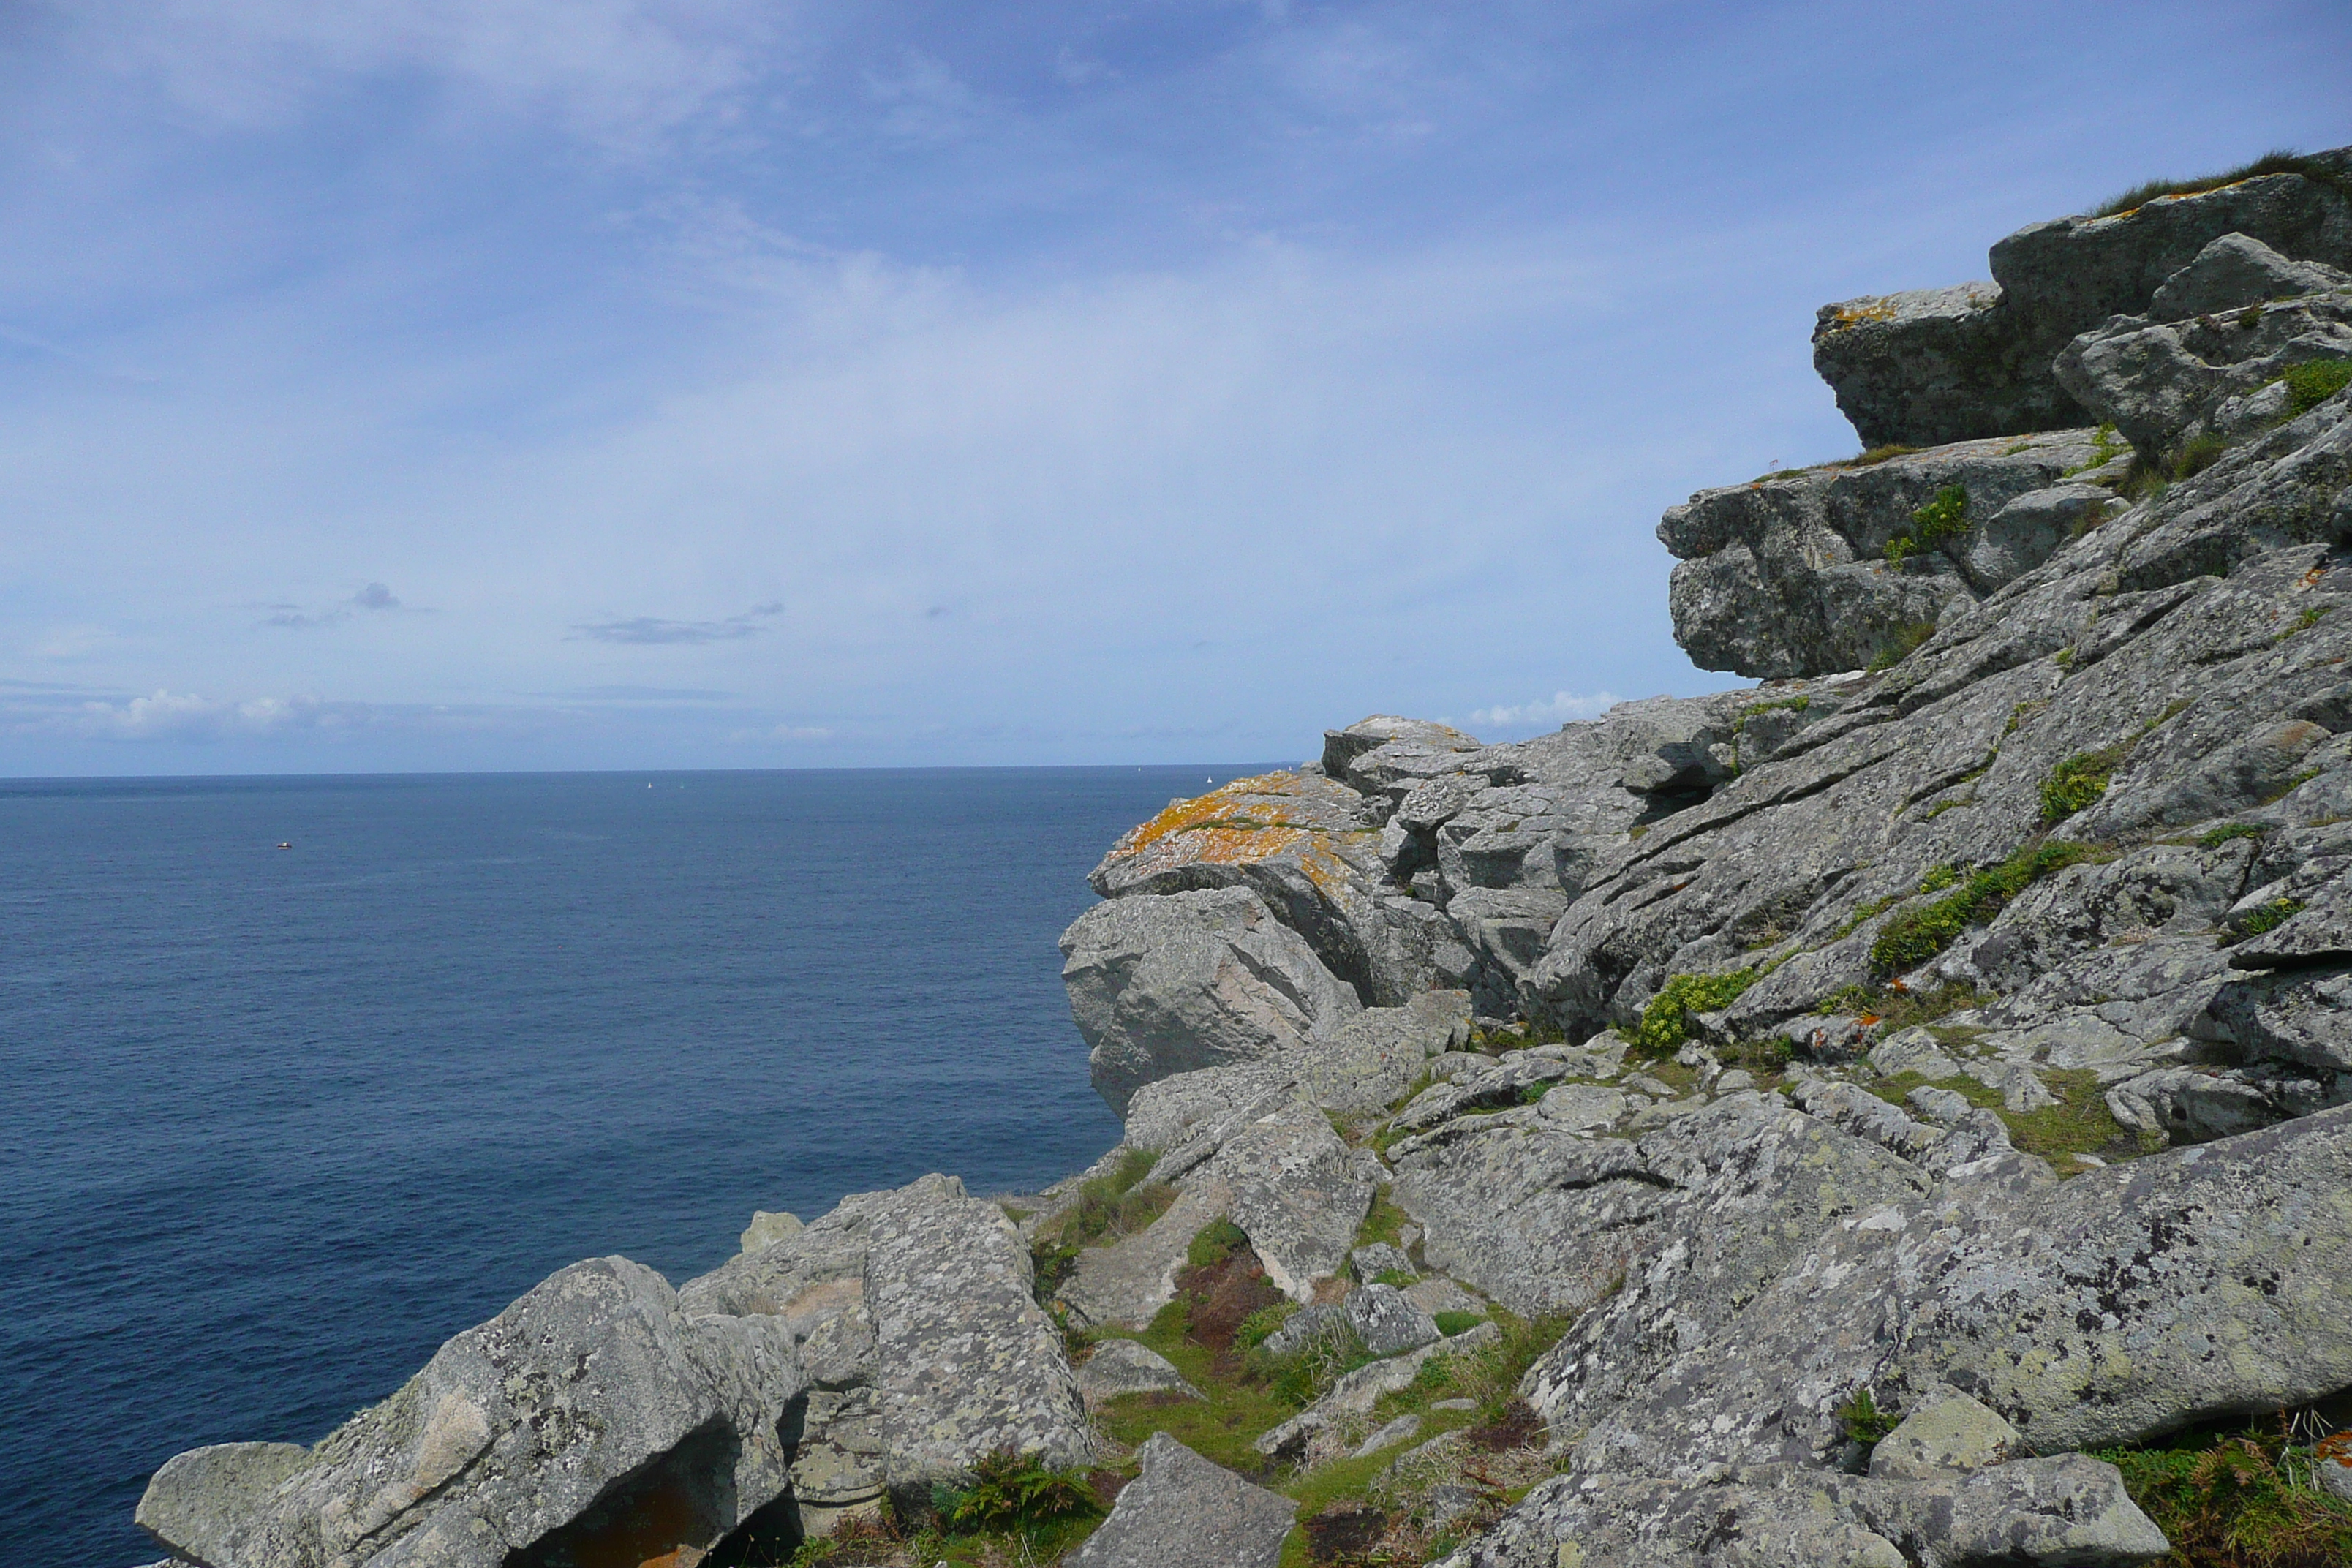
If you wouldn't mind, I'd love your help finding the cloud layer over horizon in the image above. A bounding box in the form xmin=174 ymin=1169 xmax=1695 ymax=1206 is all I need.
xmin=4 ymin=1 xmax=2345 ymax=774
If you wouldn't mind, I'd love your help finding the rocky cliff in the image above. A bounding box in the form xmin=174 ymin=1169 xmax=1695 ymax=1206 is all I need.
xmin=134 ymin=154 xmax=2352 ymax=1568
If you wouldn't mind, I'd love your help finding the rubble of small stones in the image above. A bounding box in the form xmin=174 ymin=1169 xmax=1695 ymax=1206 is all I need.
xmin=132 ymin=153 xmax=2352 ymax=1568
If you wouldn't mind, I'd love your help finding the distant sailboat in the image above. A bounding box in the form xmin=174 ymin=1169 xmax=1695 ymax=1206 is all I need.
xmin=275 ymin=842 xmax=292 ymax=851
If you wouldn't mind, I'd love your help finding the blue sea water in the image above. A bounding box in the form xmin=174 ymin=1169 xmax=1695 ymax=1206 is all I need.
xmin=0 ymin=766 xmax=1270 ymax=1568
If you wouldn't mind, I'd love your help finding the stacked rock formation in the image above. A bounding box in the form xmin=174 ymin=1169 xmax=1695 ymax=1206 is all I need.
xmin=133 ymin=151 xmax=2352 ymax=1568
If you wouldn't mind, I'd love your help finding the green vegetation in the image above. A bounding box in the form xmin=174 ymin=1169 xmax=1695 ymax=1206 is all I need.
xmin=2064 ymin=423 xmax=2129 ymax=478
xmin=1815 ymin=980 xmax=1992 ymax=1032
xmin=2174 ymin=432 xmax=2231 ymax=480
xmin=2199 ymin=823 xmax=2270 ymax=848
xmin=2279 ymin=358 xmax=2352 ymax=418
xmin=1836 ymin=1387 xmax=1901 ymax=1447
xmin=2283 ymin=605 xmax=2332 ymax=638
xmin=1867 ymin=619 xmax=1940 ymax=674
xmin=1847 ymin=442 xmax=1921 ymax=467
xmin=1432 ymin=1311 xmax=1488 ymax=1337
xmin=1030 ymin=1150 xmax=1175 ymax=1304
xmin=2095 ymin=1418 xmax=2352 ymax=1568
xmin=1870 ymin=840 xmax=2103 ymax=977
xmin=2089 ymin=148 xmax=2345 ymax=219
xmin=2042 ymin=745 xmax=2130 ymax=821
xmin=935 ymin=1450 xmax=1101 ymax=1533
xmin=1352 ymin=1190 xmax=1413 ymax=1254
xmin=1716 ymin=1036 xmax=1796 ymax=1075
xmin=1916 ymin=862 xmax=1961 ymax=894
xmin=1884 ymin=484 xmax=1971 ymax=568
xmin=1633 ymin=968 xmax=1758 ymax=1055
xmin=2233 ymin=899 xmax=2307 ymax=941
xmin=1188 ymin=1216 xmax=1251 ymax=1270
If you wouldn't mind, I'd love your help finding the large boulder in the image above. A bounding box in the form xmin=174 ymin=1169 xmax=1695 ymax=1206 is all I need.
xmin=1065 ymin=1433 xmax=1296 ymax=1568
xmin=1814 ymin=148 xmax=2352 ymax=448
xmin=138 ymin=1257 xmax=806 ymax=1568
xmin=679 ymin=1173 xmax=1091 ymax=1533
xmin=1060 ymin=886 xmax=1361 ymax=1116
xmin=1085 ymin=769 xmax=1395 ymax=1002
xmin=1657 ymin=429 xmax=2114 ymax=678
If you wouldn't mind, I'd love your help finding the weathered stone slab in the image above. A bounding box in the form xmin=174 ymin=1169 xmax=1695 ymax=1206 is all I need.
xmin=1066 ymin=1434 xmax=1295 ymax=1568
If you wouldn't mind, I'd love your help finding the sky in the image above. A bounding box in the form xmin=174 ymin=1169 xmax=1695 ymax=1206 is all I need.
xmin=1 ymin=1 xmax=2345 ymax=775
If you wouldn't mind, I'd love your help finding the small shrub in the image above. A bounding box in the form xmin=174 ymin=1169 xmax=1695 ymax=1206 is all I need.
xmin=1633 ymin=968 xmax=1758 ymax=1056
xmin=1836 ymin=1387 xmax=1901 ymax=1447
xmin=2236 ymin=899 xmax=2307 ymax=939
xmin=2042 ymin=745 xmax=2128 ymax=821
xmin=2173 ymin=431 xmax=2231 ymax=479
xmin=2280 ymin=358 xmax=2352 ymax=417
xmin=1866 ymin=619 xmax=1939 ymax=673
xmin=2063 ymin=422 xmax=2128 ymax=478
xmin=1871 ymin=840 xmax=2099 ymax=977
xmin=1916 ymin=862 xmax=1961 ymax=894
xmin=934 ymin=1449 xmax=1101 ymax=1533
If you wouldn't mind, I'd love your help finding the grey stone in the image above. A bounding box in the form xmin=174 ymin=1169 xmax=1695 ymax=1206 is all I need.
xmin=1907 ymin=1085 xmax=1975 ymax=1126
xmin=140 ymin=1256 xmax=807 ymax=1568
xmin=739 ymin=1209 xmax=802 ymax=1254
xmin=1812 ymin=152 xmax=2352 ymax=449
xmin=2147 ymin=231 xmax=2352 ymax=321
xmin=1402 ymin=1277 xmax=1485 ymax=1319
xmin=1058 ymin=1181 xmax=1235 ymax=1331
xmin=1869 ymin=1026 xmax=1961 ymax=1081
xmin=1199 ymin=1101 xmax=1373 ymax=1300
xmin=1065 ymin=1433 xmax=1296 ymax=1568
xmin=1349 ymin=1243 xmax=1414 ymax=1283
xmin=2318 ymin=1439 xmax=2352 ymax=1504
xmin=1535 ymin=1082 xmax=1627 ymax=1132
xmin=1262 ymin=1301 xmax=1348 ymax=1359
xmin=1343 ymin=1284 xmax=1441 ymax=1357
xmin=1075 ymin=1340 xmax=1202 ymax=1404
xmin=1868 ymin=1391 xmax=2023 ymax=1480
xmin=1354 ymin=1414 xmax=1422 ymax=1458
xmin=1060 ymin=886 xmax=1361 ymax=1116
xmin=1255 ymin=1324 xmax=1501 ymax=1463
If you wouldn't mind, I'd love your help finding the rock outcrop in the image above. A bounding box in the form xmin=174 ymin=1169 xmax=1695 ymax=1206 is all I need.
xmin=1813 ymin=149 xmax=2352 ymax=448
xmin=135 ymin=151 xmax=2352 ymax=1568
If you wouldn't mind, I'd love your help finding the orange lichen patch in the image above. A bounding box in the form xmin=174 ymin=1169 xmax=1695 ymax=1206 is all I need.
xmin=1825 ymin=298 xmax=1901 ymax=332
xmin=1120 ymin=822 xmax=1311 ymax=873
xmin=1108 ymin=772 xmax=1316 ymax=859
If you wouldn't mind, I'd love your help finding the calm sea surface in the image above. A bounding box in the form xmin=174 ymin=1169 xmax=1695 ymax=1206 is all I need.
xmin=0 ymin=766 xmax=1266 ymax=1567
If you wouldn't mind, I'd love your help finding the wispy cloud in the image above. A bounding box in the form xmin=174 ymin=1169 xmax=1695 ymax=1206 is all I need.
xmin=535 ymin=684 xmax=739 ymax=701
xmin=1469 ymin=690 xmax=1623 ymax=729
xmin=569 ymin=601 xmax=783 ymax=644
xmin=26 ymin=688 xmax=372 ymax=742
xmin=726 ymin=723 xmax=834 ymax=742
xmin=260 ymin=581 xmax=410 ymax=629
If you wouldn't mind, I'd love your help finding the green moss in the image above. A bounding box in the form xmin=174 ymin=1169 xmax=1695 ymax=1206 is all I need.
xmin=1633 ymin=969 xmax=1758 ymax=1056
xmin=2279 ymin=358 xmax=2352 ymax=417
xmin=1431 ymin=1311 xmax=1488 ymax=1337
xmin=1353 ymin=1191 xmax=1411 ymax=1253
xmin=1870 ymin=841 xmax=2102 ymax=977
xmin=1847 ymin=442 xmax=1920 ymax=467
xmin=2198 ymin=823 xmax=2269 ymax=848
xmin=2042 ymin=745 xmax=2128 ymax=821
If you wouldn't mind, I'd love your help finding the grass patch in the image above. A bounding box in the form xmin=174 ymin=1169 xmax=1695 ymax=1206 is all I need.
xmin=2199 ymin=823 xmax=2270 ymax=848
xmin=1867 ymin=619 xmax=1939 ymax=674
xmin=2278 ymin=359 xmax=2352 ymax=418
xmin=2174 ymin=431 xmax=2232 ymax=479
xmin=2089 ymin=148 xmax=2343 ymax=219
xmin=1632 ymin=968 xmax=1758 ymax=1056
xmin=1846 ymin=442 xmax=1920 ymax=467
xmin=1188 ymin=1217 xmax=1251 ymax=1270
xmin=1814 ymin=980 xmax=1992 ymax=1030
xmin=1352 ymin=1190 xmax=1412 ymax=1255
xmin=2095 ymin=1417 xmax=2352 ymax=1568
xmin=1029 ymin=1150 xmax=1176 ymax=1304
xmin=2042 ymin=745 xmax=2130 ymax=821
xmin=1432 ymin=1311 xmax=1488 ymax=1337
xmin=1870 ymin=840 xmax=2103 ymax=978
xmin=2231 ymin=898 xmax=2307 ymax=941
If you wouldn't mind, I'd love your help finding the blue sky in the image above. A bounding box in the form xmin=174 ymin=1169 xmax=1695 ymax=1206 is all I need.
xmin=2 ymin=1 xmax=2345 ymax=774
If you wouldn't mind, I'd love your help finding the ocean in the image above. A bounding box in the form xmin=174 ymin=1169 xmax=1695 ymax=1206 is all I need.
xmin=0 ymin=765 xmax=1268 ymax=1567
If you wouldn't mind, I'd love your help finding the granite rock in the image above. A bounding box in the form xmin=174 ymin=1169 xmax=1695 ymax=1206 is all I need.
xmin=1065 ymin=1434 xmax=1295 ymax=1568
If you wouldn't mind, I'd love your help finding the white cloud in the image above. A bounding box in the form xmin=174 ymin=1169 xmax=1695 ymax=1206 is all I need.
xmin=79 ymin=0 xmax=784 ymax=151
xmin=33 ymin=688 xmax=372 ymax=742
xmin=1469 ymin=690 xmax=1623 ymax=728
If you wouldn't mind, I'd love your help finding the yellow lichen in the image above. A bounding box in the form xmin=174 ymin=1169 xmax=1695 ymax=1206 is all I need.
xmin=1109 ymin=772 xmax=1312 ymax=860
